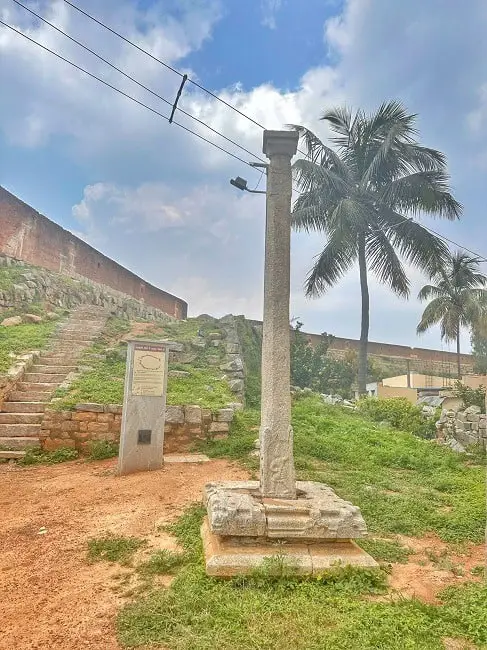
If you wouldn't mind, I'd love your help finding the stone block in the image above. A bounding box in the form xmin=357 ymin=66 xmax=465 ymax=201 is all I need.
xmin=106 ymin=404 xmax=123 ymax=414
xmin=204 ymin=481 xmax=368 ymax=540
xmin=61 ymin=421 xmax=79 ymax=433
xmin=76 ymin=403 xmax=104 ymax=412
xmin=471 ymin=421 xmax=479 ymax=432
xmin=467 ymin=413 xmax=480 ymax=422
xmin=165 ymin=405 xmax=185 ymax=424
xmin=217 ymin=408 xmax=235 ymax=423
xmin=185 ymin=405 xmax=202 ymax=425
xmin=87 ymin=422 xmax=110 ymax=433
xmin=1 ymin=316 xmax=22 ymax=327
xmin=207 ymin=332 xmax=222 ymax=341
xmin=168 ymin=370 xmax=191 ymax=378
xmin=201 ymin=519 xmax=377 ymax=577
xmin=191 ymin=337 xmax=206 ymax=349
xmin=220 ymin=357 xmax=244 ymax=373
xmin=209 ymin=422 xmax=229 ymax=434
xmin=97 ymin=413 xmax=115 ymax=423
xmin=464 ymin=405 xmax=481 ymax=415
xmin=228 ymin=379 xmax=244 ymax=393
xmin=225 ymin=343 xmax=240 ymax=354
xmin=72 ymin=412 xmax=97 ymax=422
xmin=201 ymin=408 xmax=212 ymax=423
xmin=44 ymin=438 xmax=76 ymax=451
xmin=211 ymin=340 xmax=220 ymax=347
xmin=23 ymin=314 xmax=43 ymax=324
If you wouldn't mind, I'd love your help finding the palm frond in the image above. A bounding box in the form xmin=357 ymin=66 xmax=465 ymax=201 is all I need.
xmin=417 ymin=297 xmax=452 ymax=334
xmin=417 ymin=284 xmax=446 ymax=301
xmin=379 ymin=171 xmax=462 ymax=219
xmin=365 ymin=229 xmax=409 ymax=297
xmin=377 ymin=207 xmax=450 ymax=275
xmin=305 ymin=236 xmax=357 ymax=297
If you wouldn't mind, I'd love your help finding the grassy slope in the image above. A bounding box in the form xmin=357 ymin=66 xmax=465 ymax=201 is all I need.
xmin=115 ymin=398 xmax=486 ymax=649
xmin=53 ymin=317 xmax=234 ymax=410
xmin=0 ymin=322 xmax=57 ymax=373
xmin=207 ymin=397 xmax=485 ymax=542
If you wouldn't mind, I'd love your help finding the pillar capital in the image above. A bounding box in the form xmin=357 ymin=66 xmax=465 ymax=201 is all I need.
xmin=263 ymin=130 xmax=299 ymax=158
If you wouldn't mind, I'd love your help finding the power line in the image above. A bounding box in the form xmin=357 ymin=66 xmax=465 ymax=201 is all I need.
xmin=60 ymin=0 xmax=311 ymax=159
xmin=0 ymin=20 xmax=259 ymax=170
xmin=10 ymin=0 xmax=267 ymax=167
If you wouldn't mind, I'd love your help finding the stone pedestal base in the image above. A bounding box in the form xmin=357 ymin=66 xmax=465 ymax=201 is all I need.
xmin=201 ymin=518 xmax=377 ymax=577
xmin=202 ymin=480 xmax=377 ymax=576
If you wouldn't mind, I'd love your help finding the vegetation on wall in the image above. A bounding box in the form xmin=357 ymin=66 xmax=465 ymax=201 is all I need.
xmin=452 ymin=380 xmax=486 ymax=413
xmin=235 ymin=316 xmax=262 ymax=408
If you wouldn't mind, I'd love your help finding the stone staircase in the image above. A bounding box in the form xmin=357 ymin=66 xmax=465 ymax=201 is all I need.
xmin=0 ymin=305 xmax=109 ymax=458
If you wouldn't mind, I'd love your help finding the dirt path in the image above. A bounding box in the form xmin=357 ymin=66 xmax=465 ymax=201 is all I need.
xmin=0 ymin=457 xmax=247 ymax=650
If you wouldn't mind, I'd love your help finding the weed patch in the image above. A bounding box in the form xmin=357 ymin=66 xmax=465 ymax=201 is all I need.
xmin=357 ymin=538 xmax=413 ymax=564
xmin=18 ymin=447 xmax=79 ymax=465
xmin=137 ymin=550 xmax=187 ymax=576
xmin=88 ymin=440 xmax=119 ymax=460
xmin=87 ymin=534 xmax=145 ymax=564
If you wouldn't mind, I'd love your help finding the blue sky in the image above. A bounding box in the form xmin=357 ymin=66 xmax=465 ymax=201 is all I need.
xmin=1 ymin=0 xmax=487 ymax=353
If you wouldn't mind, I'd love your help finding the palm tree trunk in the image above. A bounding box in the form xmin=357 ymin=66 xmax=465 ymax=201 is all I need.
xmin=456 ymin=329 xmax=461 ymax=379
xmin=358 ymin=234 xmax=369 ymax=395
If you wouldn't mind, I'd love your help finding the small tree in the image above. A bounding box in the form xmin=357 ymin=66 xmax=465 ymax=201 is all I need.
xmin=290 ymin=322 xmax=354 ymax=397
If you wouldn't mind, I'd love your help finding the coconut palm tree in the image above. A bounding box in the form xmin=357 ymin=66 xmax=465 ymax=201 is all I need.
xmin=417 ymin=251 xmax=487 ymax=378
xmin=290 ymin=101 xmax=462 ymax=394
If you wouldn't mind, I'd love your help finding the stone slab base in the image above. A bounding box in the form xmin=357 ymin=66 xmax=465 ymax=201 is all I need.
xmin=201 ymin=518 xmax=378 ymax=577
xmin=204 ymin=480 xmax=367 ymax=540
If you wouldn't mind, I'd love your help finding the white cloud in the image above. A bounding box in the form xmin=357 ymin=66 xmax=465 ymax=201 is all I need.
xmin=2 ymin=0 xmax=486 ymax=352
xmin=260 ymin=0 xmax=282 ymax=30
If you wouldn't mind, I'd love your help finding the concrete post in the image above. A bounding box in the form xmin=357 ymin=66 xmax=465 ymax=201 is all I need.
xmin=259 ymin=129 xmax=299 ymax=498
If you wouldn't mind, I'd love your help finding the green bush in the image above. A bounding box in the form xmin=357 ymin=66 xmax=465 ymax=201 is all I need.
xmin=356 ymin=397 xmax=437 ymax=438
xmin=452 ymin=380 xmax=486 ymax=413
xmin=88 ymin=440 xmax=119 ymax=460
xmin=19 ymin=446 xmax=79 ymax=465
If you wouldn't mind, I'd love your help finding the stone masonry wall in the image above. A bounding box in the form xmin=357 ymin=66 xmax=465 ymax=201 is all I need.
xmin=40 ymin=403 xmax=236 ymax=454
xmin=0 ymin=187 xmax=187 ymax=319
xmin=436 ymin=405 xmax=487 ymax=451
xmin=0 ymin=254 xmax=176 ymax=322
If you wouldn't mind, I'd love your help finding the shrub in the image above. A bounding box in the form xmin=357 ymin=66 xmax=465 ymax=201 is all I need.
xmin=356 ymin=397 xmax=437 ymax=438
xmin=19 ymin=446 xmax=79 ymax=465
xmin=452 ymin=380 xmax=486 ymax=413
xmin=88 ymin=440 xmax=119 ymax=460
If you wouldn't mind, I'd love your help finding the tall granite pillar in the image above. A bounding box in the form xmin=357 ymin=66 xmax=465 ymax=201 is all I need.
xmin=259 ymin=130 xmax=299 ymax=498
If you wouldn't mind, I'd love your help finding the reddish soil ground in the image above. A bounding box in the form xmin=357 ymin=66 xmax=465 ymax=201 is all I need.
xmin=384 ymin=534 xmax=485 ymax=604
xmin=0 ymin=457 xmax=247 ymax=650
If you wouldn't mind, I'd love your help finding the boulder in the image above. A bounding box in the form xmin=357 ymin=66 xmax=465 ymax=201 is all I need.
xmin=464 ymin=405 xmax=482 ymax=415
xmin=1 ymin=316 xmax=22 ymax=327
xmin=23 ymin=313 xmax=43 ymax=324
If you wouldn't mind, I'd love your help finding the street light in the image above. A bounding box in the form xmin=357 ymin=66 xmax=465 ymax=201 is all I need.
xmin=230 ymin=163 xmax=267 ymax=194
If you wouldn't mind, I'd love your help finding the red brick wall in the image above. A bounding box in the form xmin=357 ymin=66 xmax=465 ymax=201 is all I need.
xmin=0 ymin=187 xmax=187 ymax=319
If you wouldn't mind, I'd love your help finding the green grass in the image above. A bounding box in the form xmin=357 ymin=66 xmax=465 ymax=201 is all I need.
xmin=117 ymin=504 xmax=487 ymax=650
xmin=235 ymin=316 xmax=262 ymax=408
xmin=0 ymin=266 xmax=24 ymax=290
xmin=206 ymin=397 xmax=485 ymax=543
xmin=0 ymin=321 xmax=57 ymax=372
xmin=18 ymin=446 xmax=79 ymax=465
xmin=137 ymin=550 xmax=187 ymax=577
xmin=54 ymin=349 xmax=234 ymax=410
xmin=87 ymin=534 xmax=145 ymax=564
xmin=357 ymin=538 xmax=413 ymax=564
xmin=88 ymin=440 xmax=119 ymax=460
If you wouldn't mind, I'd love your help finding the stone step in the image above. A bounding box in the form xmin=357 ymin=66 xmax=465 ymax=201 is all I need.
xmin=0 ymin=450 xmax=26 ymax=459
xmin=23 ymin=373 xmax=65 ymax=384
xmin=0 ymin=437 xmax=40 ymax=450
xmin=2 ymin=402 xmax=46 ymax=413
xmin=40 ymin=353 xmax=79 ymax=361
xmin=55 ymin=338 xmax=93 ymax=344
xmin=0 ymin=423 xmax=41 ymax=437
xmin=9 ymin=391 xmax=51 ymax=402
xmin=30 ymin=365 xmax=77 ymax=374
xmin=16 ymin=382 xmax=55 ymax=392
xmin=0 ymin=412 xmax=43 ymax=424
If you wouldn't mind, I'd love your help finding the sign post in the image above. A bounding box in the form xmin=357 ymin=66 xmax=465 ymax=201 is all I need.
xmin=117 ymin=340 xmax=169 ymax=476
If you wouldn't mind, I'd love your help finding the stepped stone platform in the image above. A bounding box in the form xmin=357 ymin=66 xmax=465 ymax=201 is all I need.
xmin=0 ymin=305 xmax=109 ymax=456
xmin=202 ymin=480 xmax=376 ymax=576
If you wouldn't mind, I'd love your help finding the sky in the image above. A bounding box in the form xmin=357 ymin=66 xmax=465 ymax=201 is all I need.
xmin=1 ymin=0 xmax=487 ymax=353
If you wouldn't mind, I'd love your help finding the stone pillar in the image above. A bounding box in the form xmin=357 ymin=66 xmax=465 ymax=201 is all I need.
xmin=259 ymin=130 xmax=299 ymax=498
